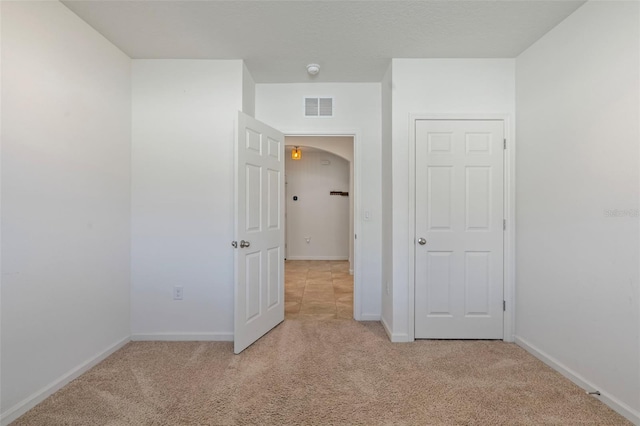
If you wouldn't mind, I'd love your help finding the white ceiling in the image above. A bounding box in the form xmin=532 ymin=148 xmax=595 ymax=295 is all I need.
xmin=62 ymin=0 xmax=585 ymax=83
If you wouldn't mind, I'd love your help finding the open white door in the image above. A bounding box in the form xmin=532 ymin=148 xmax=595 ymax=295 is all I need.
xmin=234 ymin=112 xmax=285 ymax=354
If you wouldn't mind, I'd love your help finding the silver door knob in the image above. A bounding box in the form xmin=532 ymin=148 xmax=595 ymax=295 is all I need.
xmin=239 ymin=240 xmax=250 ymax=248
xmin=417 ymin=238 xmax=427 ymax=245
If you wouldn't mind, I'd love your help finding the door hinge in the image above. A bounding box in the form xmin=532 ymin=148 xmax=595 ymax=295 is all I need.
xmin=503 ymin=300 xmax=506 ymax=311
xmin=504 ymin=139 xmax=506 ymax=150
xmin=503 ymin=219 xmax=506 ymax=230
xmin=355 ymin=234 xmax=357 ymax=240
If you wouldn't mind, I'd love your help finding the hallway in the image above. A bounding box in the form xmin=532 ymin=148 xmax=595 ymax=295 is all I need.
xmin=284 ymin=260 xmax=353 ymax=319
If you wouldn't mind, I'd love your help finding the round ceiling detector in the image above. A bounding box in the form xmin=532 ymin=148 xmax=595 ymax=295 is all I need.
xmin=307 ymin=63 xmax=320 ymax=76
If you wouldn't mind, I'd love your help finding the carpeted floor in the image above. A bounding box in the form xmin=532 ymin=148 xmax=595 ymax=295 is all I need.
xmin=13 ymin=319 xmax=630 ymax=425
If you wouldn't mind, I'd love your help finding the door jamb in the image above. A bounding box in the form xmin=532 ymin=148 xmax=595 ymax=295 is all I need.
xmin=280 ymin=129 xmax=364 ymax=321
xmin=407 ymin=113 xmax=515 ymax=342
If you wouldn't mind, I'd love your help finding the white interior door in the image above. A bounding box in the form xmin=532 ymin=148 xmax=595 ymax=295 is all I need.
xmin=234 ymin=112 xmax=285 ymax=354
xmin=415 ymin=119 xmax=504 ymax=339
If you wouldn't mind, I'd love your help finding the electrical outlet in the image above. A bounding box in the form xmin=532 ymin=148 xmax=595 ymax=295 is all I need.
xmin=173 ymin=286 xmax=183 ymax=300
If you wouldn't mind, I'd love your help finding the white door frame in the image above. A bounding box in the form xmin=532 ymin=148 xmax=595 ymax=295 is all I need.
xmin=280 ymin=129 xmax=363 ymax=320
xmin=407 ymin=113 xmax=516 ymax=342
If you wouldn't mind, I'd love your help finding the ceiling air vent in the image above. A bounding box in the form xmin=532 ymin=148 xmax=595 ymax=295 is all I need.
xmin=304 ymin=97 xmax=333 ymax=117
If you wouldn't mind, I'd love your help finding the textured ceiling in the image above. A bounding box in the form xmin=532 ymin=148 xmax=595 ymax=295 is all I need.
xmin=62 ymin=1 xmax=585 ymax=83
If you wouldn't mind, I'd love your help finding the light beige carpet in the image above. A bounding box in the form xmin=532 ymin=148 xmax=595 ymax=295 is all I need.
xmin=13 ymin=320 xmax=630 ymax=425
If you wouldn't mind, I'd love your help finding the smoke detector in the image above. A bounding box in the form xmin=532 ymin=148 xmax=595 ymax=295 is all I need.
xmin=306 ymin=63 xmax=320 ymax=76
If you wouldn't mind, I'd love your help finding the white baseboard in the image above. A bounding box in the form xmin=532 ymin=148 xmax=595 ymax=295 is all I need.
xmin=381 ymin=315 xmax=393 ymax=339
xmin=359 ymin=313 xmax=381 ymax=321
xmin=381 ymin=316 xmax=411 ymax=343
xmin=1 ymin=336 xmax=130 ymax=426
xmin=390 ymin=333 xmax=411 ymax=342
xmin=285 ymin=256 xmax=349 ymax=261
xmin=131 ymin=332 xmax=233 ymax=342
xmin=515 ymin=336 xmax=640 ymax=425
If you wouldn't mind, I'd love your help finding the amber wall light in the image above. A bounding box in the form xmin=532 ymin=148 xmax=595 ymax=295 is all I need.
xmin=291 ymin=146 xmax=301 ymax=160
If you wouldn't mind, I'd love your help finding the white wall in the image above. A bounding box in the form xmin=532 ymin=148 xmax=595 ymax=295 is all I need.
xmin=285 ymin=150 xmax=350 ymax=260
xmin=515 ymin=1 xmax=639 ymax=421
xmin=380 ymin=63 xmax=393 ymax=333
xmin=390 ymin=59 xmax=516 ymax=340
xmin=131 ymin=60 xmax=243 ymax=339
xmin=1 ymin=1 xmax=131 ymax=421
xmin=256 ymin=83 xmax=382 ymax=319
xmin=0 ymin=0 xmax=3 ymax=410
xmin=242 ymin=63 xmax=256 ymax=117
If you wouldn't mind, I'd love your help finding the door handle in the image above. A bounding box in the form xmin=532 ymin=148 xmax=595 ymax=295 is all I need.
xmin=240 ymin=240 xmax=251 ymax=248
xmin=417 ymin=238 xmax=427 ymax=245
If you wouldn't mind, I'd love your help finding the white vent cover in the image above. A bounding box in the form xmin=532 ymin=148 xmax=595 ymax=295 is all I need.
xmin=304 ymin=97 xmax=333 ymax=117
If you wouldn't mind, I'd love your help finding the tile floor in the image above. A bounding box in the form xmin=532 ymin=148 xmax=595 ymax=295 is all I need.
xmin=285 ymin=260 xmax=353 ymax=320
